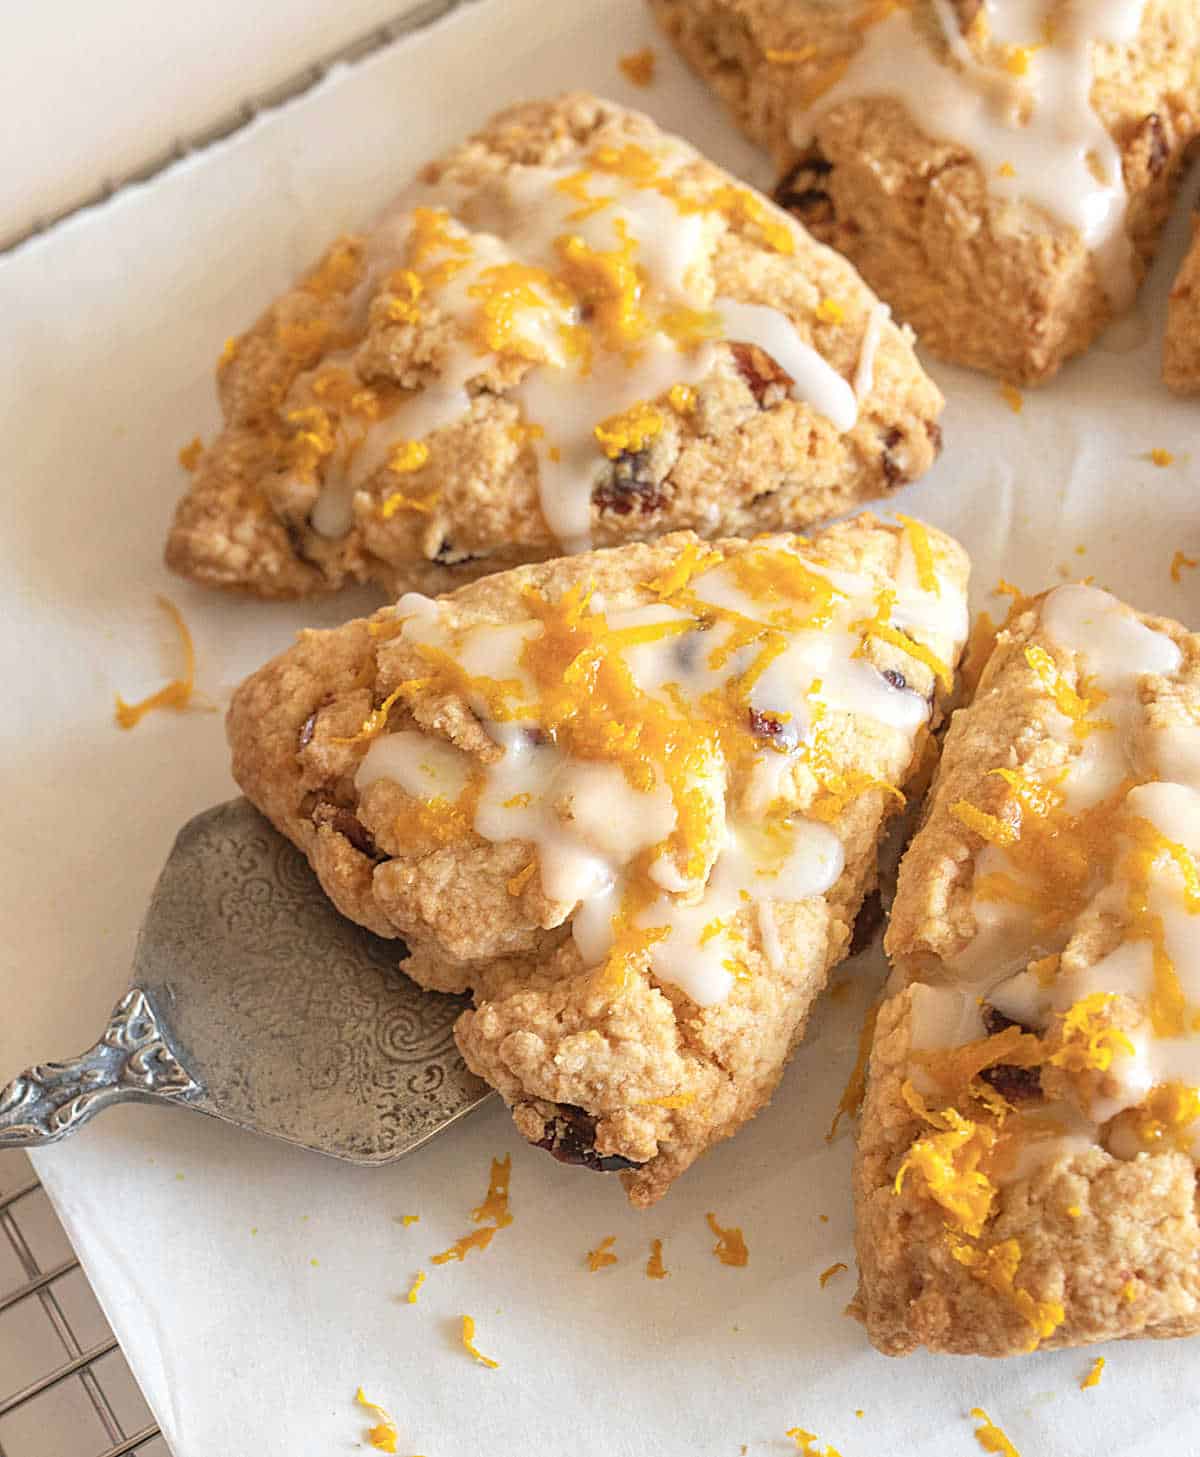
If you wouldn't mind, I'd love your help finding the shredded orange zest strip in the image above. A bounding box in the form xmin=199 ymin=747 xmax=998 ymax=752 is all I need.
xmin=818 ymin=1261 xmax=848 ymax=1288
xmin=1048 ymin=993 xmax=1135 ymax=1074
xmin=707 ymin=1212 xmax=749 ymax=1267
xmin=765 ymin=45 xmax=816 ymax=63
xmin=381 ymin=488 xmax=440 ymax=520
xmin=471 ymin=1155 xmax=514 ymax=1229
xmin=1121 ymin=1279 xmax=1137 ymax=1302
xmin=618 ymin=46 xmax=656 ymax=86
xmin=786 ymin=1428 xmax=843 ymax=1457
xmin=114 ymin=597 xmax=197 ymax=730
xmin=1081 ymin=1356 xmax=1105 ymax=1390
xmin=646 ymin=1238 xmax=668 ymax=1279
xmin=970 ymin=1408 xmax=1021 ymax=1457
xmin=594 ymin=401 xmax=665 ymax=458
xmin=1000 ymin=383 xmax=1023 ymax=414
xmin=331 ymin=685 xmax=405 ymax=744
xmin=405 ymin=1270 xmax=426 ymax=1305
xmin=1149 ymin=448 xmax=1175 ymax=467
xmin=1024 ymin=644 xmax=1108 ymax=732
xmin=638 ymin=1092 xmax=696 ymax=1109
xmin=460 ymin=1314 xmax=499 ymax=1369
xmin=952 ymin=800 xmax=1018 ymax=847
xmin=896 ymin=514 xmax=940 ymax=595
xmin=431 ymin=1226 xmax=496 ymax=1265
xmin=506 ymin=861 xmax=537 ymax=896
xmin=399 ymin=1214 xmax=419 ymax=1227
xmin=952 ymin=1238 xmax=1064 ymax=1350
xmin=816 ymin=296 xmax=845 ymax=324
xmin=827 ymin=1001 xmax=880 ymax=1141
xmin=667 ymin=382 xmax=697 ymax=414
xmin=1171 ymin=549 xmax=1197 ymax=582
xmin=355 ymin=1388 xmax=400 ymax=1453
xmin=177 ymin=436 xmax=203 ymax=471
xmin=1131 ymin=1081 xmax=1200 ymax=1151
xmin=587 ymin=1235 xmax=618 ymax=1272
xmin=896 ymin=1111 xmax=998 ymax=1238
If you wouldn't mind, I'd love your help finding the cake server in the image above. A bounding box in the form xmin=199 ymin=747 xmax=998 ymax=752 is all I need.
xmin=0 ymin=797 xmax=491 ymax=1159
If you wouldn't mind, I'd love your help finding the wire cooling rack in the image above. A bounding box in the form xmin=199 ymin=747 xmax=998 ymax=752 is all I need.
xmin=0 ymin=1149 xmax=168 ymax=1457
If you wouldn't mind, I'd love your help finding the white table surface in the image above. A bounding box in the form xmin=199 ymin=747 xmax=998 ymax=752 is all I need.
xmin=3 ymin=1 xmax=1200 ymax=1453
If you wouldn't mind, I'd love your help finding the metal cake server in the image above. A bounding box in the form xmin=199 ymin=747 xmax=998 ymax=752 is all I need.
xmin=0 ymin=798 xmax=491 ymax=1160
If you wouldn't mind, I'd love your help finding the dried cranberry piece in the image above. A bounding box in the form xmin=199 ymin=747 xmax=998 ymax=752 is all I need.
xmin=329 ymin=808 xmax=380 ymax=859
xmin=882 ymin=669 xmax=908 ymax=691
xmin=980 ymin=1005 xmax=1043 ymax=1102
xmin=592 ymin=449 xmax=667 ymax=515
xmin=747 ymin=707 xmax=800 ymax=750
xmin=773 ymin=153 xmax=836 ymax=228
xmin=534 ymin=1104 xmax=641 ymax=1173
xmin=881 ymin=427 xmax=907 ymax=488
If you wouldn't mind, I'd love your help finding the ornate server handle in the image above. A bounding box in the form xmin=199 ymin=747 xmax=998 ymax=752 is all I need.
xmin=0 ymin=988 xmax=200 ymax=1149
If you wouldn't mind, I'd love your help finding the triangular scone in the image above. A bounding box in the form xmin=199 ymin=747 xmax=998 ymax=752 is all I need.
xmin=1165 ymin=211 xmax=1200 ymax=394
xmin=228 ymin=516 xmax=968 ymax=1204
xmin=166 ymin=92 xmax=943 ymax=601
xmin=652 ymin=0 xmax=1200 ymax=384
xmin=856 ymin=584 xmax=1200 ymax=1355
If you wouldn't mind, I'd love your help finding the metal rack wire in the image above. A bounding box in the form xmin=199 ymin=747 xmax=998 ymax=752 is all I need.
xmin=0 ymin=1151 xmax=168 ymax=1457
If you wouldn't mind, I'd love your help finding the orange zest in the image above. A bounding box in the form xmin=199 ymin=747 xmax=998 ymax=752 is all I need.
xmin=706 ymin=1212 xmax=749 ymax=1267
xmin=114 ymin=597 xmax=198 ymax=730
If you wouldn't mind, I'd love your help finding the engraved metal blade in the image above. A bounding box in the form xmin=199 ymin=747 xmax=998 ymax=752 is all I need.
xmin=0 ymin=798 xmax=492 ymax=1161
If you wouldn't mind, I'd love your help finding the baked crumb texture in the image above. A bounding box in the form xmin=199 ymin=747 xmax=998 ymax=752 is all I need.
xmin=651 ymin=0 xmax=1200 ymax=384
xmin=227 ymin=517 xmax=969 ymax=1204
xmin=856 ymin=583 xmax=1200 ymax=1355
xmin=164 ymin=93 xmax=943 ymax=601
xmin=1165 ymin=211 xmax=1200 ymax=393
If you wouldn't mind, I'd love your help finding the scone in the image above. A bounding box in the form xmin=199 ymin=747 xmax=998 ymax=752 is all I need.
xmin=1165 ymin=211 xmax=1200 ymax=393
xmin=652 ymin=0 xmax=1200 ymax=383
xmin=166 ymin=92 xmax=944 ymax=600
xmin=227 ymin=515 xmax=969 ymax=1204
xmin=855 ymin=583 xmax=1200 ymax=1355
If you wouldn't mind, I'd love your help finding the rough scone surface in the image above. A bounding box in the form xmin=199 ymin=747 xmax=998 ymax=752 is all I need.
xmin=166 ymin=91 xmax=943 ymax=600
xmin=227 ymin=518 xmax=968 ymax=1204
xmin=1165 ymin=212 xmax=1200 ymax=393
xmin=855 ymin=592 xmax=1200 ymax=1356
xmin=651 ymin=0 xmax=1200 ymax=383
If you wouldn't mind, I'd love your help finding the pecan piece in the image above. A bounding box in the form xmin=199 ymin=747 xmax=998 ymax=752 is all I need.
xmin=730 ymin=342 xmax=793 ymax=408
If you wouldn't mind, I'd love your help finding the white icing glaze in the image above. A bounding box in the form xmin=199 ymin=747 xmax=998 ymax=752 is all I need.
xmin=852 ymin=302 xmax=888 ymax=402
xmin=356 ymin=730 xmax=471 ymax=797
xmin=362 ymin=533 xmax=961 ymax=1006
xmin=789 ymin=0 xmax=1147 ymax=307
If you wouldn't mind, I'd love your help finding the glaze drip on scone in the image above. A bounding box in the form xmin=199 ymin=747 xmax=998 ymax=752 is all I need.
xmin=287 ymin=125 xmax=859 ymax=547
xmin=904 ymin=585 xmax=1200 ymax=1272
xmin=356 ymin=528 xmax=962 ymax=1006
xmin=788 ymin=0 xmax=1146 ymax=307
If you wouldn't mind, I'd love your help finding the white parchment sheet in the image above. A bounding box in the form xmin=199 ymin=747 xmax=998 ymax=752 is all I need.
xmin=2 ymin=1 xmax=1198 ymax=1452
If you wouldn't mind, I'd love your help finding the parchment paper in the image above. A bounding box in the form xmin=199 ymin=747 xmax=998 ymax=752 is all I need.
xmin=2 ymin=1 xmax=1198 ymax=1451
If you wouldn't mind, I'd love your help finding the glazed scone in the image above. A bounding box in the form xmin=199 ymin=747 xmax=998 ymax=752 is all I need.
xmin=651 ymin=0 xmax=1200 ymax=383
xmin=227 ymin=516 xmax=969 ymax=1204
xmin=855 ymin=583 xmax=1200 ymax=1356
xmin=1165 ymin=212 xmax=1200 ymax=393
xmin=166 ymin=92 xmax=944 ymax=600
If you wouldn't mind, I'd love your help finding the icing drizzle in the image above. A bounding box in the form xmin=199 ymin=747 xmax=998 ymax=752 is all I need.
xmin=357 ymin=529 xmax=963 ymax=1007
xmin=279 ymin=120 xmax=863 ymax=545
xmin=788 ymin=0 xmax=1148 ymax=308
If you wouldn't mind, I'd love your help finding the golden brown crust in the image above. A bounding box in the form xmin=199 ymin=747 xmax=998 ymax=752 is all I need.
xmin=1165 ymin=211 xmax=1200 ymax=394
xmin=651 ymin=0 xmax=1200 ymax=383
xmin=227 ymin=517 xmax=969 ymax=1204
xmin=166 ymin=92 xmax=943 ymax=600
xmin=855 ymin=592 xmax=1200 ymax=1356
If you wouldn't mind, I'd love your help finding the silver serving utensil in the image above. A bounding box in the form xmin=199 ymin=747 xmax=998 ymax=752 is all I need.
xmin=0 ymin=798 xmax=492 ymax=1159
